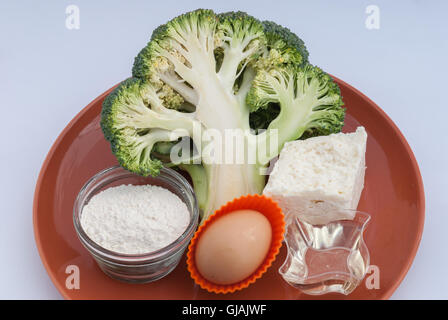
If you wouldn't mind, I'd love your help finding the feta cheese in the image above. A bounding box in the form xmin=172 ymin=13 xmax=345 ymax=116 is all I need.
xmin=263 ymin=127 xmax=367 ymax=225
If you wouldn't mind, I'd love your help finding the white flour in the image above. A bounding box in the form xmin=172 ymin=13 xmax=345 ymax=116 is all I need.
xmin=80 ymin=184 xmax=190 ymax=254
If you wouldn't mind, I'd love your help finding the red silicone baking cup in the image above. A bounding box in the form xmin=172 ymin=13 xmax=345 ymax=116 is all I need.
xmin=186 ymin=194 xmax=285 ymax=294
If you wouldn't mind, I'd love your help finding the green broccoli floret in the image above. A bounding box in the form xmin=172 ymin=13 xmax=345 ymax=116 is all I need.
xmin=150 ymin=24 xmax=167 ymax=41
xmin=247 ymin=20 xmax=310 ymax=130
xmin=247 ymin=64 xmax=345 ymax=161
xmin=261 ymin=20 xmax=309 ymax=68
xmin=101 ymin=77 xmax=199 ymax=176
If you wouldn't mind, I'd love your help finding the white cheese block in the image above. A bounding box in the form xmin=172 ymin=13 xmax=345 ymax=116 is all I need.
xmin=263 ymin=127 xmax=367 ymax=225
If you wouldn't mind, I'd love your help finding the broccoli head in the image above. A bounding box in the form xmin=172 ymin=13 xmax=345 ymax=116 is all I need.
xmin=103 ymin=9 xmax=345 ymax=221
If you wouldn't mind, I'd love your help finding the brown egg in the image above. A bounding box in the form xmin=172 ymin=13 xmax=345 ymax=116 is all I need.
xmin=195 ymin=209 xmax=272 ymax=285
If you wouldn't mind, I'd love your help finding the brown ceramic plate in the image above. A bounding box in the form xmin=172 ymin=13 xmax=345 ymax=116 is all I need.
xmin=33 ymin=76 xmax=425 ymax=300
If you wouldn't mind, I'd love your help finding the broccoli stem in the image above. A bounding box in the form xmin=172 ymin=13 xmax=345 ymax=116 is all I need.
xmin=178 ymin=164 xmax=208 ymax=213
xmin=200 ymin=161 xmax=264 ymax=221
xmin=160 ymin=73 xmax=198 ymax=105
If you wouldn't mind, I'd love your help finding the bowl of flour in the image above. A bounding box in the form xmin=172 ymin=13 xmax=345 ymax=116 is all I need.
xmin=73 ymin=165 xmax=199 ymax=283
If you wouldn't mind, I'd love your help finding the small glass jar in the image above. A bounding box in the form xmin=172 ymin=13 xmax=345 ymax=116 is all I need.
xmin=73 ymin=165 xmax=199 ymax=283
xmin=279 ymin=211 xmax=370 ymax=295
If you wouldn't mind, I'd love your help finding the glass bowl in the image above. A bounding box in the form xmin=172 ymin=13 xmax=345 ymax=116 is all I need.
xmin=279 ymin=211 xmax=370 ymax=295
xmin=73 ymin=165 xmax=199 ymax=283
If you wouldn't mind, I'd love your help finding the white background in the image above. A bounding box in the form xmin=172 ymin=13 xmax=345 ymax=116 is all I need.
xmin=0 ymin=0 xmax=446 ymax=299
